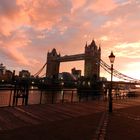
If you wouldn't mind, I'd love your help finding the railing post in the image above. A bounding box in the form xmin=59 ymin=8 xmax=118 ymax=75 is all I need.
xmin=79 ymin=93 xmax=81 ymax=102
xmin=52 ymin=91 xmax=54 ymax=104
xmin=62 ymin=90 xmax=65 ymax=103
xmin=86 ymin=91 xmax=89 ymax=101
xmin=12 ymin=83 xmax=17 ymax=106
xmin=9 ymin=89 xmax=13 ymax=107
xmin=71 ymin=90 xmax=74 ymax=103
xmin=40 ymin=90 xmax=43 ymax=104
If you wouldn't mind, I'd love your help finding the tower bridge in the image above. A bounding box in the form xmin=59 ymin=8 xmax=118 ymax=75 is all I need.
xmin=34 ymin=39 xmax=140 ymax=84
xmin=46 ymin=40 xmax=101 ymax=78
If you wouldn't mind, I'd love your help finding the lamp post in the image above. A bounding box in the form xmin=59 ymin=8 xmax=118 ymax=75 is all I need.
xmin=108 ymin=51 xmax=115 ymax=113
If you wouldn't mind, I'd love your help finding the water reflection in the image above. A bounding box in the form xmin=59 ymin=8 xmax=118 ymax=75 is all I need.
xmin=0 ymin=88 xmax=79 ymax=107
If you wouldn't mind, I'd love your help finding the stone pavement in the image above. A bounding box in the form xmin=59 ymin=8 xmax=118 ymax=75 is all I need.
xmin=0 ymin=98 xmax=140 ymax=140
xmin=106 ymin=106 xmax=140 ymax=140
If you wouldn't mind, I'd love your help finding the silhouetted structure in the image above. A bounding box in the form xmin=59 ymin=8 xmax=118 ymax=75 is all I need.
xmin=84 ymin=40 xmax=101 ymax=79
xmin=58 ymin=72 xmax=77 ymax=87
xmin=19 ymin=70 xmax=31 ymax=78
xmin=0 ymin=63 xmax=13 ymax=83
xmin=71 ymin=67 xmax=81 ymax=79
xmin=12 ymin=79 xmax=29 ymax=106
xmin=46 ymin=40 xmax=101 ymax=79
xmin=47 ymin=48 xmax=60 ymax=78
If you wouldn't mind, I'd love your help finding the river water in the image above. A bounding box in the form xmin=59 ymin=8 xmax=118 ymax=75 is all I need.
xmin=0 ymin=87 xmax=79 ymax=107
xmin=1 ymin=86 xmax=139 ymax=107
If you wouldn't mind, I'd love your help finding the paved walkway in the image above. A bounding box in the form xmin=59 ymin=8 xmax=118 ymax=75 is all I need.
xmin=106 ymin=98 xmax=140 ymax=140
xmin=0 ymin=98 xmax=140 ymax=140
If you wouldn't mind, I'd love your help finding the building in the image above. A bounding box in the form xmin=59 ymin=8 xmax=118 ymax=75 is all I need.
xmin=19 ymin=70 xmax=30 ymax=78
xmin=58 ymin=72 xmax=77 ymax=87
xmin=0 ymin=63 xmax=13 ymax=83
xmin=0 ymin=63 xmax=6 ymax=75
xmin=71 ymin=67 xmax=81 ymax=79
xmin=100 ymin=77 xmax=107 ymax=81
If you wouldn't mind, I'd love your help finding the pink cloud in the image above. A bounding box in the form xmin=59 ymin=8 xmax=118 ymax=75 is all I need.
xmin=87 ymin=0 xmax=117 ymax=14
xmin=71 ymin=0 xmax=86 ymax=13
xmin=17 ymin=0 xmax=71 ymax=30
xmin=0 ymin=0 xmax=140 ymax=79
xmin=0 ymin=0 xmax=18 ymax=17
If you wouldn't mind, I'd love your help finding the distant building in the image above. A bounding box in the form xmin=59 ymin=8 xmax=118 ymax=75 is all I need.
xmin=19 ymin=70 xmax=30 ymax=78
xmin=5 ymin=70 xmax=13 ymax=79
xmin=58 ymin=72 xmax=77 ymax=87
xmin=58 ymin=72 xmax=76 ymax=81
xmin=71 ymin=67 xmax=81 ymax=79
xmin=0 ymin=63 xmax=6 ymax=75
xmin=0 ymin=63 xmax=13 ymax=82
xmin=100 ymin=77 xmax=107 ymax=81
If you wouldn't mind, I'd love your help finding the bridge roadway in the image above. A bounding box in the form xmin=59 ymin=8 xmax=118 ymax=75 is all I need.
xmin=57 ymin=53 xmax=100 ymax=62
xmin=58 ymin=53 xmax=85 ymax=62
xmin=0 ymin=98 xmax=140 ymax=139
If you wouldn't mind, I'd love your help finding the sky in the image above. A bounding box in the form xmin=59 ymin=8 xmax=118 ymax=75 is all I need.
xmin=0 ymin=0 xmax=140 ymax=80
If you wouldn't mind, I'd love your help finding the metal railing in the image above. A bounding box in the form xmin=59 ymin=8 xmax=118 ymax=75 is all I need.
xmin=0 ymin=87 xmax=138 ymax=107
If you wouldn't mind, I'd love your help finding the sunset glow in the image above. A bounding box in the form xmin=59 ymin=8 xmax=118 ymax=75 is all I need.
xmin=0 ymin=0 xmax=140 ymax=80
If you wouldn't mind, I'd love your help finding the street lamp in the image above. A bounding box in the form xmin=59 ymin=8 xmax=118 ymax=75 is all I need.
xmin=108 ymin=51 xmax=115 ymax=112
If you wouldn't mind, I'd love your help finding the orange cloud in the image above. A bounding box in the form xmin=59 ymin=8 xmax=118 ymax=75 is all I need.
xmin=71 ymin=0 xmax=86 ymax=13
xmin=0 ymin=0 xmax=140 ymax=80
xmin=87 ymin=0 xmax=117 ymax=14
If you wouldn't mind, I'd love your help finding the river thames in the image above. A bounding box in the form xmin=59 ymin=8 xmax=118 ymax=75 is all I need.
xmin=0 ymin=86 xmax=139 ymax=107
xmin=0 ymin=87 xmax=80 ymax=107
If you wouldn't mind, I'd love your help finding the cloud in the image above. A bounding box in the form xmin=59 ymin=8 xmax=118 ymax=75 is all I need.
xmin=114 ymin=42 xmax=140 ymax=49
xmin=20 ymin=0 xmax=72 ymax=30
xmin=0 ymin=0 xmax=18 ymax=17
xmin=86 ymin=0 xmax=117 ymax=14
xmin=122 ymin=61 xmax=140 ymax=79
xmin=113 ymin=42 xmax=140 ymax=59
xmin=0 ymin=0 xmax=140 ymax=78
xmin=71 ymin=0 xmax=86 ymax=13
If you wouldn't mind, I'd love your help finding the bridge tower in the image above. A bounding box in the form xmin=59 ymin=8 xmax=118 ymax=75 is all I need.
xmin=84 ymin=40 xmax=101 ymax=79
xmin=46 ymin=48 xmax=60 ymax=78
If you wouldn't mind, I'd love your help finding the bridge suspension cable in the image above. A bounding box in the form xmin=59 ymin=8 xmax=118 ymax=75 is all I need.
xmin=40 ymin=73 xmax=46 ymax=78
xmin=33 ymin=62 xmax=47 ymax=77
xmin=100 ymin=59 xmax=140 ymax=82
xmin=33 ymin=56 xmax=140 ymax=82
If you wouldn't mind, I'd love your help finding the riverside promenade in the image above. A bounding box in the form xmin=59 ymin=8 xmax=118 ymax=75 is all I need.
xmin=0 ymin=98 xmax=140 ymax=140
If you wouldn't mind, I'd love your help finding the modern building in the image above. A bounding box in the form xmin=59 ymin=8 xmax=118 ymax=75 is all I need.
xmin=58 ymin=72 xmax=77 ymax=87
xmin=100 ymin=77 xmax=107 ymax=81
xmin=19 ymin=70 xmax=31 ymax=78
xmin=0 ymin=63 xmax=13 ymax=83
xmin=71 ymin=67 xmax=81 ymax=79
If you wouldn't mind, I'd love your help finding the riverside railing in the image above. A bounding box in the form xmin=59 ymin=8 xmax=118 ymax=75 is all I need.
xmin=0 ymin=87 xmax=136 ymax=107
